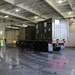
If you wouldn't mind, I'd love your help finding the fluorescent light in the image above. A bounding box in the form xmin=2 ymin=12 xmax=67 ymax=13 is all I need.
xmin=24 ymin=25 xmax=28 ymax=27
xmin=72 ymin=23 xmax=75 ymax=25
xmin=15 ymin=9 xmax=20 ymax=12
xmin=6 ymin=26 xmax=11 ymax=28
xmin=13 ymin=40 xmax=16 ymax=44
xmin=12 ymin=27 xmax=18 ymax=29
xmin=0 ymin=31 xmax=3 ymax=34
xmin=34 ymin=16 xmax=38 ymax=19
xmin=6 ymin=26 xmax=18 ymax=29
xmin=18 ymin=25 xmax=21 ymax=26
xmin=70 ymin=18 xmax=73 ymax=21
xmin=68 ymin=11 xmax=73 ymax=15
xmin=74 ymin=6 xmax=75 ymax=9
xmin=8 ymin=26 xmax=11 ymax=28
xmin=58 ymin=0 xmax=63 ymax=3
xmin=23 ymin=24 xmax=25 ymax=26
xmin=5 ymin=15 xmax=9 ymax=18
xmin=23 ymin=24 xmax=28 ymax=27
xmin=68 ymin=12 xmax=71 ymax=15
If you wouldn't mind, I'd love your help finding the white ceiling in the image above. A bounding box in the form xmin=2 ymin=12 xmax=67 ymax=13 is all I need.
xmin=0 ymin=0 xmax=75 ymax=28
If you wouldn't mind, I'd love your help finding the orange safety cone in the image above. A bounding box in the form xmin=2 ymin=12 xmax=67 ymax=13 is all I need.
xmin=24 ymin=48 xmax=26 ymax=53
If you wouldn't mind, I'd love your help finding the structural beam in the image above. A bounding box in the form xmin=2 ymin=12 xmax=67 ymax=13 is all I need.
xmin=0 ymin=9 xmax=35 ymax=23
xmin=67 ymin=0 xmax=74 ymax=11
xmin=45 ymin=0 xmax=65 ymax=18
xmin=4 ymin=0 xmax=47 ymax=19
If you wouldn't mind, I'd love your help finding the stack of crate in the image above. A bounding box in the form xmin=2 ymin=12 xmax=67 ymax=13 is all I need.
xmin=36 ymin=18 xmax=52 ymax=41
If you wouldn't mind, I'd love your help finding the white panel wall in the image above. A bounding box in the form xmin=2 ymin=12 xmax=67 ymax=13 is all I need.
xmin=5 ymin=30 xmax=19 ymax=44
xmin=66 ymin=23 xmax=75 ymax=47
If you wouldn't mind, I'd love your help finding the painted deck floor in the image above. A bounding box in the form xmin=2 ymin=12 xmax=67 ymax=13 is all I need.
xmin=0 ymin=47 xmax=75 ymax=75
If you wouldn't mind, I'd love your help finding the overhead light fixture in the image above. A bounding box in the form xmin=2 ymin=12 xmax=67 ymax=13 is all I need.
xmin=34 ymin=16 xmax=38 ymax=19
xmin=74 ymin=6 xmax=75 ymax=9
xmin=6 ymin=26 xmax=18 ymax=29
xmin=70 ymin=18 xmax=73 ymax=21
xmin=72 ymin=22 xmax=75 ymax=25
xmin=23 ymin=24 xmax=28 ymax=27
xmin=0 ymin=31 xmax=3 ymax=34
xmin=5 ymin=15 xmax=9 ymax=18
xmin=68 ymin=11 xmax=73 ymax=15
xmin=6 ymin=26 xmax=11 ymax=28
xmin=12 ymin=27 xmax=18 ymax=29
xmin=73 ymin=23 xmax=75 ymax=24
xmin=58 ymin=0 xmax=63 ymax=3
xmin=18 ymin=25 xmax=21 ymax=26
xmin=15 ymin=9 xmax=20 ymax=12
xmin=8 ymin=26 xmax=11 ymax=28
xmin=68 ymin=12 xmax=71 ymax=15
xmin=13 ymin=40 xmax=16 ymax=44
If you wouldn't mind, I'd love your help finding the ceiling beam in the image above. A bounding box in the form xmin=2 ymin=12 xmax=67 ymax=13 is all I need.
xmin=44 ymin=0 xmax=65 ymax=18
xmin=0 ymin=16 xmax=32 ymax=24
xmin=0 ymin=9 xmax=35 ymax=23
xmin=0 ymin=22 xmax=19 ymax=26
xmin=67 ymin=0 xmax=74 ymax=11
xmin=63 ymin=14 xmax=75 ymax=18
xmin=4 ymin=0 xmax=47 ymax=19
xmin=5 ymin=0 xmax=27 ymax=4
xmin=4 ymin=0 xmax=14 ymax=4
xmin=0 ymin=21 xmax=34 ymax=27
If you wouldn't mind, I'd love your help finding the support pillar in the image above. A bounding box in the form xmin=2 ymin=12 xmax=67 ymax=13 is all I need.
xmin=0 ymin=20 xmax=5 ymax=39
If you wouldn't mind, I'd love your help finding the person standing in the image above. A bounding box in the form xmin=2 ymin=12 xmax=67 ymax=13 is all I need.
xmin=0 ymin=39 xmax=5 ymax=50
